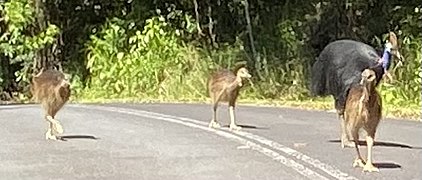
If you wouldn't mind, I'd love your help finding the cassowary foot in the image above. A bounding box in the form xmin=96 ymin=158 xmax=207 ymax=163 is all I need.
xmin=52 ymin=120 xmax=64 ymax=134
xmin=45 ymin=131 xmax=58 ymax=140
xmin=209 ymin=121 xmax=221 ymax=129
xmin=363 ymin=163 xmax=379 ymax=172
xmin=229 ymin=123 xmax=242 ymax=131
xmin=353 ymin=158 xmax=365 ymax=168
xmin=341 ymin=139 xmax=356 ymax=148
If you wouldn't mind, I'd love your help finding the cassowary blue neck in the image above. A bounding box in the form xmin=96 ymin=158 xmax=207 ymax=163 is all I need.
xmin=381 ymin=45 xmax=392 ymax=70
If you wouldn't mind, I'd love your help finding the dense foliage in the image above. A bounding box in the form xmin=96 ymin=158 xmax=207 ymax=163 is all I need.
xmin=0 ymin=0 xmax=421 ymax=118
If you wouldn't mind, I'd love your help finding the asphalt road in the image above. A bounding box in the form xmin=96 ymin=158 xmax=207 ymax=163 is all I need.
xmin=0 ymin=103 xmax=421 ymax=180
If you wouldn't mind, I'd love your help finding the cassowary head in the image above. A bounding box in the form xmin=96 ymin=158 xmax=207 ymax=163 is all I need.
xmin=233 ymin=64 xmax=251 ymax=87
xmin=380 ymin=32 xmax=404 ymax=72
xmin=387 ymin=32 xmax=403 ymax=62
xmin=360 ymin=69 xmax=377 ymax=90
xmin=236 ymin=67 xmax=252 ymax=79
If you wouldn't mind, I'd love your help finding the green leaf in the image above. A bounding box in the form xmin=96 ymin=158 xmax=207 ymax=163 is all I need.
xmin=117 ymin=52 xmax=124 ymax=60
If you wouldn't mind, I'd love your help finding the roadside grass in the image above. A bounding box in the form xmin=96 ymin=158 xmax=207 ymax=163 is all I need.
xmin=69 ymin=95 xmax=420 ymax=121
xmin=71 ymin=19 xmax=420 ymax=122
xmin=4 ymin=92 xmax=418 ymax=121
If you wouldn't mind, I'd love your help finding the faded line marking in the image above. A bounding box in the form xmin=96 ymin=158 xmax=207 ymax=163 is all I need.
xmin=131 ymin=108 xmax=356 ymax=180
xmin=0 ymin=105 xmax=37 ymax=109
xmin=72 ymin=105 xmax=328 ymax=180
xmin=232 ymin=131 xmax=356 ymax=180
xmin=88 ymin=105 xmax=357 ymax=180
xmin=8 ymin=104 xmax=355 ymax=180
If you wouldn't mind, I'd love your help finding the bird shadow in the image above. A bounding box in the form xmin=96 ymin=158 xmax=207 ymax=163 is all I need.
xmin=328 ymin=139 xmax=422 ymax=149
xmin=374 ymin=162 xmax=402 ymax=169
xmin=329 ymin=140 xmax=403 ymax=170
xmin=222 ymin=124 xmax=269 ymax=130
xmin=59 ymin=135 xmax=99 ymax=141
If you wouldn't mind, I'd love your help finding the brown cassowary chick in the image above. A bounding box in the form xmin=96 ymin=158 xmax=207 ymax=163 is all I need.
xmin=208 ymin=67 xmax=251 ymax=131
xmin=31 ymin=69 xmax=70 ymax=140
xmin=344 ymin=69 xmax=381 ymax=172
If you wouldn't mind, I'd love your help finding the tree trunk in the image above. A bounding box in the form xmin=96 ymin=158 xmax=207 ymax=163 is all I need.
xmin=207 ymin=5 xmax=217 ymax=48
xmin=243 ymin=0 xmax=262 ymax=79
xmin=193 ymin=0 xmax=204 ymax=36
xmin=33 ymin=0 xmax=60 ymax=71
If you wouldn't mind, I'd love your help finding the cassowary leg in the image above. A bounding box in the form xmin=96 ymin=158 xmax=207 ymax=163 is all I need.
xmin=351 ymin=127 xmax=365 ymax=168
xmin=363 ymin=133 xmax=379 ymax=172
xmin=338 ymin=111 xmax=355 ymax=148
xmin=44 ymin=115 xmax=63 ymax=140
xmin=228 ymin=105 xmax=241 ymax=131
xmin=46 ymin=115 xmax=64 ymax=135
xmin=45 ymin=121 xmax=57 ymax=140
xmin=209 ymin=92 xmax=222 ymax=129
xmin=209 ymin=103 xmax=221 ymax=128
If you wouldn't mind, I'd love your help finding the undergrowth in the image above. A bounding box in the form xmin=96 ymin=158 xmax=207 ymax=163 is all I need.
xmin=68 ymin=15 xmax=421 ymax=121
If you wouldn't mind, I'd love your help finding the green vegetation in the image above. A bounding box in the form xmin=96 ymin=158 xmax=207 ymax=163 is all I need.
xmin=1 ymin=0 xmax=421 ymax=120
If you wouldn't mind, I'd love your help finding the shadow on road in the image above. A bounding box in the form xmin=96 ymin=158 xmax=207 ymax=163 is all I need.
xmin=59 ymin=135 xmax=99 ymax=141
xmin=328 ymin=140 xmax=422 ymax=149
xmin=222 ymin=124 xmax=269 ymax=130
xmin=374 ymin=162 xmax=402 ymax=169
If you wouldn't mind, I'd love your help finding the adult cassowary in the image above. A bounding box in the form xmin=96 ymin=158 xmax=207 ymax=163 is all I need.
xmin=310 ymin=32 xmax=403 ymax=147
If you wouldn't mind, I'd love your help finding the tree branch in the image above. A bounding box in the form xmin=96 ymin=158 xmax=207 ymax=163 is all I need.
xmin=243 ymin=0 xmax=261 ymax=79
xmin=207 ymin=5 xmax=217 ymax=48
xmin=193 ymin=0 xmax=204 ymax=36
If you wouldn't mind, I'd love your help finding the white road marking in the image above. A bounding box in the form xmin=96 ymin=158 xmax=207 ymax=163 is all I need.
xmin=80 ymin=105 xmax=356 ymax=180
xmin=72 ymin=105 xmax=329 ymax=180
xmin=232 ymin=131 xmax=356 ymax=180
xmin=236 ymin=145 xmax=250 ymax=149
xmin=127 ymin=107 xmax=356 ymax=180
xmin=0 ymin=104 xmax=36 ymax=109
xmin=5 ymin=104 xmax=357 ymax=180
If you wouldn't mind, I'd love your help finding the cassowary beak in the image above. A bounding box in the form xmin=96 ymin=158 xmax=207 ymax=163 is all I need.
xmin=396 ymin=51 xmax=404 ymax=64
xmin=392 ymin=50 xmax=404 ymax=71
xmin=360 ymin=78 xmax=366 ymax=85
xmin=61 ymin=79 xmax=70 ymax=87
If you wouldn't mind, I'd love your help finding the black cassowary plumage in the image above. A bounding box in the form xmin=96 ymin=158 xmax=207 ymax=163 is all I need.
xmin=310 ymin=40 xmax=385 ymax=114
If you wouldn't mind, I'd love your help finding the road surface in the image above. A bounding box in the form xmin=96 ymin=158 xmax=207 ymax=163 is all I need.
xmin=1 ymin=103 xmax=421 ymax=180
